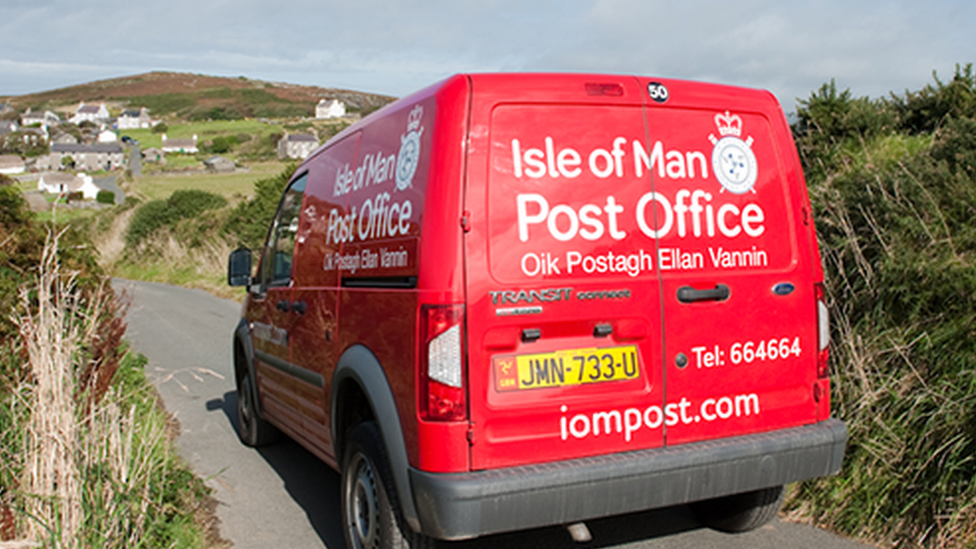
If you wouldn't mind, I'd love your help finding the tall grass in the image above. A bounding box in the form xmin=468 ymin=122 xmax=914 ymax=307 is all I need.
xmin=114 ymin=229 xmax=240 ymax=298
xmin=16 ymin=234 xmax=83 ymax=546
xmin=4 ymin=233 xmax=210 ymax=548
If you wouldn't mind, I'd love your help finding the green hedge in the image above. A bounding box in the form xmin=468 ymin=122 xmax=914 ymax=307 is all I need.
xmin=96 ymin=190 xmax=116 ymax=204
xmin=786 ymin=64 xmax=976 ymax=548
xmin=126 ymin=189 xmax=227 ymax=247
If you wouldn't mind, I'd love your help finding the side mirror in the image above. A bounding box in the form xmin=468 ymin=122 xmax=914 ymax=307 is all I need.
xmin=228 ymin=248 xmax=252 ymax=287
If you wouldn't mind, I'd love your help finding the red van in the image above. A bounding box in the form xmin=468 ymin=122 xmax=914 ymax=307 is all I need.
xmin=228 ymin=73 xmax=846 ymax=548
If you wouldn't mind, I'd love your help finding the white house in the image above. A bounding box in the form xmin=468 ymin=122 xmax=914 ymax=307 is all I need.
xmin=316 ymin=99 xmax=346 ymax=119
xmin=70 ymin=102 xmax=110 ymax=124
xmin=161 ymin=133 xmax=198 ymax=154
xmin=142 ymin=147 xmax=164 ymax=163
xmin=117 ymin=107 xmax=152 ymax=130
xmin=97 ymin=128 xmax=118 ymax=143
xmin=43 ymin=143 xmax=125 ymax=172
xmin=277 ymin=133 xmax=319 ymax=160
xmin=21 ymin=109 xmax=61 ymax=128
xmin=0 ymin=155 xmax=25 ymax=175
xmin=37 ymin=172 xmax=101 ymax=199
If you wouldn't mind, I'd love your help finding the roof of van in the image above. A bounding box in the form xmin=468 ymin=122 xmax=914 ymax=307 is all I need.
xmin=308 ymin=73 xmax=781 ymax=164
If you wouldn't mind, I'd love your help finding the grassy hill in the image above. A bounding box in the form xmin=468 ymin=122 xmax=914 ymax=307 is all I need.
xmin=0 ymin=71 xmax=395 ymax=120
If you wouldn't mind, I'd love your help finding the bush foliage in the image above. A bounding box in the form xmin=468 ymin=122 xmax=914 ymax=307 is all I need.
xmin=222 ymin=163 xmax=298 ymax=250
xmin=0 ymin=178 xmax=102 ymax=360
xmin=787 ymin=64 xmax=976 ymax=548
xmin=96 ymin=190 xmax=116 ymax=205
xmin=126 ymin=189 xmax=227 ymax=247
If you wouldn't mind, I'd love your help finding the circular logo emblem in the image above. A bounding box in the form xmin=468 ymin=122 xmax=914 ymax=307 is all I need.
xmin=711 ymin=136 xmax=757 ymax=194
xmin=395 ymin=130 xmax=421 ymax=191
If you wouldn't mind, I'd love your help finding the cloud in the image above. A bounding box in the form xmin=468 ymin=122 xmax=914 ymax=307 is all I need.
xmin=527 ymin=0 xmax=976 ymax=108
xmin=1 ymin=0 xmax=974 ymax=108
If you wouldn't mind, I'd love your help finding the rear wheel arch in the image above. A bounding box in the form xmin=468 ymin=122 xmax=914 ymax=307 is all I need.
xmin=333 ymin=377 xmax=374 ymax=458
xmin=331 ymin=344 xmax=421 ymax=534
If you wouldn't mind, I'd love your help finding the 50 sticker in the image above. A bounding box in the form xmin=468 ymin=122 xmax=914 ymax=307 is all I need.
xmin=647 ymin=82 xmax=669 ymax=103
xmin=690 ymin=337 xmax=802 ymax=368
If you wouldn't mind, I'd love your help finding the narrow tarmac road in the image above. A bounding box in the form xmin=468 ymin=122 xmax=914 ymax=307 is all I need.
xmin=118 ymin=278 xmax=872 ymax=549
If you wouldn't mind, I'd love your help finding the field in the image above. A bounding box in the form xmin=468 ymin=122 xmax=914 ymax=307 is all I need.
xmin=121 ymin=119 xmax=283 ymax=150
xmin=131 ymin=160 xmax=287 ymax=202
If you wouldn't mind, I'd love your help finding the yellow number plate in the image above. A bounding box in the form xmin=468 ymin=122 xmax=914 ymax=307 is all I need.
xmin=494 ymin=345 xmax=640 ymax=391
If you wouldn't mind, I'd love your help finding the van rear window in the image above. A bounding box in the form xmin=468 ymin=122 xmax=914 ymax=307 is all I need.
xmin=487 ymin=105 xmax=796 ymax=283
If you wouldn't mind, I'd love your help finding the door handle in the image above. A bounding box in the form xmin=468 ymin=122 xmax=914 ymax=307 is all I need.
xmin=276 ymin=300 xmax=290 ymax=312
xmin=677 ymin=284 xmax=730 ymax=303
xmin=290 ymin=301 xmax=307 ymax=315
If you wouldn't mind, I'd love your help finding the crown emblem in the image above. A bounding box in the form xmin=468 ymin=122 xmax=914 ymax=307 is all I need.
xmin=714 ymin=111 xmax=742 ymax=137
xmin=407 ymin=105 xmax=424 ymax=132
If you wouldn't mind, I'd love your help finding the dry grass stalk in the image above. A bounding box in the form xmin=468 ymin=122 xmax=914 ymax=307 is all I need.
xmin=0 ymin=541 xmax=40 ymax=548
xmin=15 ymin=233 xmax=82 ymax=547
xmin=11 ymin=234 xmax=168 ymax=547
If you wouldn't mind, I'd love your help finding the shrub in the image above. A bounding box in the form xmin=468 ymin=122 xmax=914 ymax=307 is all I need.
xmin=125 ymin=200 xmax=174 ymax=247
xmin=209 ymin=136 xmax=232 ymax=154
xmin=268 ymin=132 xmax=283 ymax=148
xmin=152 ymin=122 xmax=168 ymax=134
xmin=96 ymin=190 xmax=116 ymax=205
xmin=891 ymin=63 xmax=976 ymax=134
xmin=126 ymin=190 xmax=227 ymax=247
xmin=167 ymin=189 xmax=227 ymax=217
xmin=786 ymin=68 xmax=976 ymax=549
xmin=222 ymin=163 xmax=297 ymax=250
xmin=188 ymin=106 xmax=244 ymax=121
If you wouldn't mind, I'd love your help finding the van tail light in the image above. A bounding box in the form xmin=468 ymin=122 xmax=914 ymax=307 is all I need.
xmin=815 ymin=283 xmax=830 ymax=379
xmin=420 ymin=304 xmax=467 ymax=421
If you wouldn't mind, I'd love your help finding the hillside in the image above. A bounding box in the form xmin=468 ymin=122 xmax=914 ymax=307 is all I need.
xmin=1 ymin=71 xmax=395 ymax=120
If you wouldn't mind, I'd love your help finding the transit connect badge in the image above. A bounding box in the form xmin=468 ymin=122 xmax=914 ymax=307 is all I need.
xmin=395 ymin=104 xmax=424 ymax=191
xmin=709 ymin=111 xmax=757 ymax=194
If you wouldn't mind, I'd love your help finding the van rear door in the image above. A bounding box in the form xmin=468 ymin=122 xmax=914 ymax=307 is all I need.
xmin=464 ymin=75 xmax=820 ymax=471
xmin=635 ymin=78 xmax=820 ymax=447
xmin=464 ymin=75 xmax=665 ymax=470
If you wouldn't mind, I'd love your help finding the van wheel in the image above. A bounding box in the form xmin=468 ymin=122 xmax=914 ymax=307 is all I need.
xmin=236 ymin=368 xmax=279 ymax=447
xmin=690 ymin=485 xmax=785 ymax=533
xmin=342 ymin=421 xmax=435 ymax=549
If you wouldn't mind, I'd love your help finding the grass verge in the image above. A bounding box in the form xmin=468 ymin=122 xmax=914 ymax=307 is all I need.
xmin=1 ymin=234 xmax=218 ymax=548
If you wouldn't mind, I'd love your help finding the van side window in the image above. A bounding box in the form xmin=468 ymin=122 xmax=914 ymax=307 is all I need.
xmin=260 ymin=174 xmax=307 ymax=288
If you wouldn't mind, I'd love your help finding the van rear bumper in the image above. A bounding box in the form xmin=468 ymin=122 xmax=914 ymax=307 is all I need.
xmin=409 ymin=418 xmax=847 ymax=540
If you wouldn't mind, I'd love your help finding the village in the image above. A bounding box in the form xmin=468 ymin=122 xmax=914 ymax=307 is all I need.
xmin=0 ymin=97 xmax=349 ymax=209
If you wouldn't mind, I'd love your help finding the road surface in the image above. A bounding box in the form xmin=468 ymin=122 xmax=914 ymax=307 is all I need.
xmin=129 ymin=145 xmax=142 ymax=177
xmin=93 ymin=175 xmax=125 ymax=204
xmin=118 ymin=279 xmax=872 ymax=549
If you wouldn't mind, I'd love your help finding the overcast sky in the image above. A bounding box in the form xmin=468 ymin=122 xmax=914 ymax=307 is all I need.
xmin=1 ymin=0 xmax=973 ymax=113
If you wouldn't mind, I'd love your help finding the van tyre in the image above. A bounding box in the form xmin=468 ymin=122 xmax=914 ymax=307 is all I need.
xmin=690 ymin=485 xmax=785 ymax=533
xmin=236 ymin=368 xmax=279 ymax=447
xmin=342 ymin=421 xmax=434 ymax=549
